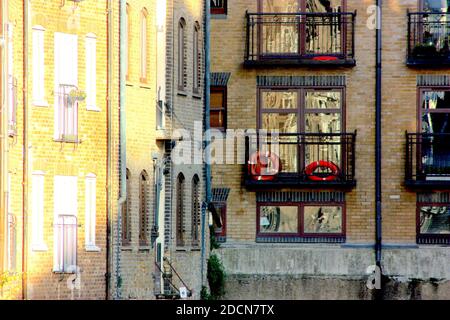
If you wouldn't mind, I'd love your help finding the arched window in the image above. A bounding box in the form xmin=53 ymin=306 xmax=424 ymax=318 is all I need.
xmin=139 ymin=170 xmax=150 ymax=246
xmin=178 ymin=18 xmax=187 ymax=91
xmin=193 ymin=22 xmax=201 ymax=94
xmin=126 ymin=3 xmax=131 ymax=80
xmin=176 ymin=173 xmax=185 ymax=246
xmin=122 ymin=169 xmax=132 ymax=245
xmin=140 ymin=8 xmax=148 ymax=82
xmin=191 ymin=175 xmax=201 ymax=246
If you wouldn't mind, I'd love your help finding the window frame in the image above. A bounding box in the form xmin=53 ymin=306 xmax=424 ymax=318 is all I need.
xmin=139 ymin=170 xmax=150 ymax=247
xmin=210 ymin=85 xmax=227 ymax=131
xmin=212 ymin=202 xmax=227 ymax=241
xmin=178 ymin=18 xmax=187 ymax=92
xmin=193 ymin=22 xmax=201 ymax=94
xmin=122 ymin=169 xmax=132 ymax=246
xmin=256 ymin=202 xmax=346 ymax=239
xmin=191 ymin=175 xmax=201 ymax=247
xmin=176 ymin=173 xmax=186 ymax=247
xmin=211 ymin=0 xmax=228 ymax=15
xmin=417 ymin=201 xmax=450 ymax=244
xmin=417 ymin=87 xmax=450 ymax=132
xmin=140 ymin=8 xmax=149 ymax=83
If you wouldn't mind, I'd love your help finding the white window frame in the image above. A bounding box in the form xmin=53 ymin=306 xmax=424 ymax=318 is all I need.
xmin=85 ymin=173 xmax=100 ymax=251
xmin=53 ymin=176 xmax=78 ymax=273
xmin=31 ymin=171 xmax=48 ymax=251
xmin=85 ymin=33 xmax=99 ymax=111
xmin=32 ymin=25 xmax=48 ymax=107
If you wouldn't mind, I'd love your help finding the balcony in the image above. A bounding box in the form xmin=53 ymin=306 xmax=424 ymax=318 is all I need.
xmin=407 ymin=12 xmax=450 ymax=67
xmin=244 ymin=132 xmax=356 ymax=189
xmin=406 ymin=133 xmax=450 ymax=189
xmin=244 ymin=11 xmax=356 ymax=68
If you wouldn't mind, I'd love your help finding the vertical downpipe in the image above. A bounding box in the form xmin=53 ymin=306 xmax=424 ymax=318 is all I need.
xmin=115 ymin=0 xmax=127 ymax=300
xmin=201 ymin=0 xmax=212 ymax=287
xmin=22 ymin=0 xmax=29 ymax=300
xmin=375 ymin=0 xmax=383 ymax=276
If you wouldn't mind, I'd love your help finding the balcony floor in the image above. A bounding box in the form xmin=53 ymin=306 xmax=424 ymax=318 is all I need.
xmin=244 ymin=58 xmax=356 ymax=68
xmin=244 ymin=176 xmax=356 ymax=190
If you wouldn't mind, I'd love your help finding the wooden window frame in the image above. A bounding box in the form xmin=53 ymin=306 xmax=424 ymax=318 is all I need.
xmin=176 ymin=173 xmax=186 ymax=247
xmin=210 ymin=86 xmax=227 ymax=131
xmin=140 ymin=8 xmax=148 ymax=83
xmin=211 ymin=0 xmax=227 ymax=15
xmin=178 ymin=18 xmax=187 ymax=92
xmin=256 ymin=202 xmax=346 ymax=239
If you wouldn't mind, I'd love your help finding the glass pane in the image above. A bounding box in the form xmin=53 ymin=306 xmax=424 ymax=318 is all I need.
xmin=305 ymin=91 xmax=341 ymax=109
xmin=211 ymin=91 xmax=224 ymax=109
xmin=422 ymin=91 xmax=450 ymax=112
xmin=262 ymin=113 xmax=298 ymax=172
xmin=211 ymin=110 xmax=224 ymax=128
xmin=422 ymin=0 xmax=450 ymax=13
xmin=306 ymin=0 xmax=343 ymax=13
xmin=260 ymin=206 xmax=298 ymax=234
xmin=305 ymin=112 xmax=341 ymax=133
xmin=303 ymin=206 xmax=343 ymax=234
xmin=262 ymin=91 xmax=297 ymax=109
xmin=261 ymin=1 xmax=300 ymax=55
xmin=419 ymin=206 xmax=450 ymax=234
xmin=422 ymin=112 xmax=450 ymax=134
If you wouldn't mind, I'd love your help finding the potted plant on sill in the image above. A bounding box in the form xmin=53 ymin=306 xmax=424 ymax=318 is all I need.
xmin=68 ymin=89 xmax=86 ymax=104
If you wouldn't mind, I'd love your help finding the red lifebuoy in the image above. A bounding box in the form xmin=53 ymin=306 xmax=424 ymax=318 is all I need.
xmin=305 ymin=160 xmax=340 ymax=182
xmin=312 ymin=56 xmax=339 ymax=61
xmin=248 ymin=151 xmax=281 ymax=181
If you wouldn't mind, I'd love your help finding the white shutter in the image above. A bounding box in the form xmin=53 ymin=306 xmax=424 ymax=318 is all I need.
xmin=7 ymin=23 xmax=14 ymax=123
xmin=32 ymin=26 xmax=47 ymax=106
xmin=85 ymin=34 xmax=97 ymax=111
xmin=85 ymin=174 xmax=99 ymax=250
xmin=31 ymin=171 xmax=47 ymax=251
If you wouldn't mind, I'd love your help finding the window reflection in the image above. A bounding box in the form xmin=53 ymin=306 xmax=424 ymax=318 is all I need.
xmin=420 ymin=206 xmax=450 ymax=234
xmin=303 ymin=206 xmax=343 ymax=234
xmin=260 ymin=206 xmax=298 ymax=233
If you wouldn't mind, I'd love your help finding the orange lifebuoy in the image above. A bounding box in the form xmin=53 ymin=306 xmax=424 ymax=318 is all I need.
xmin=305 ymin=160 xmax=340 ymax=182
xmin=248 ymin=151 xmax=281 ymax=181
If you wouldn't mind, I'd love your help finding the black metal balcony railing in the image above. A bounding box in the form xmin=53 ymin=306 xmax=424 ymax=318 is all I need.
xmin=244 ymin=132 xmax=356 ymax=189
xmin=406 ymin=133 xmax=450 ymax=188
xmin=56 ymin=84 xmax=79 ymax=143
xmin=407 ymin=12 xmax=450 ymax=66
xmin=245 ymin=11 xmax=356 ymax=67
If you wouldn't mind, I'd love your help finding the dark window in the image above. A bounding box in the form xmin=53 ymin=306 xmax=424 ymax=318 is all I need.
xmin=178 ymin=18 xmax=187 ymax=91
xmin=191 ymin=175 xmax=201 ymax=246
xmin=139 ymin=170 xmax=150 ymax=246
xmin=193 ymin=22 xmax=201 ymax=94
xmin=211 ymin=0 xmax=227 ymax=15
xmin=213 ymin=202 xmax=227 ymax=241
xmin=210 ymin=86 xmax=227 ymax=130
xmin=176 ymin=173 xmax=186 ymax=247
xmin=417 ymin=193 xmax=450 ymax=244
xmin=257 ymin=203 xmax=345 ymax=239
xmin=122 ymin=169 xmax=132 ymax=246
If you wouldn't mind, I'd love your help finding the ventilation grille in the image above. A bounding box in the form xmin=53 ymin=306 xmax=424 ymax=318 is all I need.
xmin=256 ymin=191 xmax=345 ymax=203
xmin=212 ymin=188 xmax=230 ymax=203
xmin=257 ymin=75 xmax=346 ymax=87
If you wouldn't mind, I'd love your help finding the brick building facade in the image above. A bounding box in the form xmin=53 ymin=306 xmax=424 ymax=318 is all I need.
xmin=210 ymin=0 xmax=450 ymax=299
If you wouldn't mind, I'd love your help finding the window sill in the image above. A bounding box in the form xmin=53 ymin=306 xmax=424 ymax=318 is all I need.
xmin=139 ymin=85 xmax=151 ymax=90
xmin=86 ymin=105 xmax=101 ymax=112
xmin=85 ymin=245 xmax=101 ymax=252
xmin=192 ymin=93 xmax=202 ymax=99
xmin=54 ymin=138 xmax=82 ymax=144
xmin=121 ymin=246 xmax=133 ymax=251
xmin=177 ymin=91 xmax=188 ymax=97
xmin=138 ymin=246 xmax=151 ymax=252
xmin=32 ymin=243 xmax=48 ymax=252
xmin=175 ymin=247 xmax=188 ymax=252
xmin=32 ymin=99 xmax=49 ymax=107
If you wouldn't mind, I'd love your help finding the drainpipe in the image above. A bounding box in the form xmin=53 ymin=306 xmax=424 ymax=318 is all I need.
xmin=375 ymin=0 xmax=383 ymax=273
xmin=201 ymin=0 xmax=212 ymax=287
xmin=22 ymin=0 xmax=29 ymax=300
xmin=115 ymin=0 xmax=127 ymax=300
xmin=105 ymin=0 xmax=113 ymax=300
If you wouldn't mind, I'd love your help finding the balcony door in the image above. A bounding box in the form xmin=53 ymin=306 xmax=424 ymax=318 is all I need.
xmin=417 ymin=0 xmax=450 ymax=55
xmin=419 ymin=89 xmax=450 ymax=178
xmin=259 ymin=88 xmax=343 ymax=176
xmin=258 ymin=0 xmax=345 ymax=58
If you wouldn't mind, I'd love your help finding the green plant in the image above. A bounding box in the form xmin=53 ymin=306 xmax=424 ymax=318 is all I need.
xmin=68 ymin=89 xmax=86 ymax=103
xmin=207 ymin=254 xmax=226 ymax=300
xmin=200 ymin=285 xmax=212 ymax=300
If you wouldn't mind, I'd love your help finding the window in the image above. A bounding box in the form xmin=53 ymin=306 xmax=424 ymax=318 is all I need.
xmin=126 ymin=3 xmax=131 ymax=80
xmin=53 ymin=176 xmax=78 ymax=273
xmin=211 ymin=0 xmax=227 ymax=15
xmin=140 ymin=9 xmax=148 ymax=82
xmin=421 ymin=0 xmax=450 ymax=12
xmin=210 ymin=86 xmax=227 ymax=130
xmin=417 ymin=193 xmax=450 ymax=244
xmin=259 ymin=88 xmax=343 ymax=174
xmin=32 ymin=171 xmax=47 ymax=251
xmin=85 ymin=173 xmax=99 ymax=251
xmin=193 ymin=22 xmax=201 ymax=94
xmin=257 ymin=203 xmax=345 ymax=239
xmin=32 ymin=25 xmax=47 ymax=106
xmin=54 ymin=33 xmax=79 ymax=142
xmin=191 ymin=175 xmax=200 ymax=247
xmin=176 ymin=173 xmax=186 ymax=247
xmin=418 ymin=89 xmax=450 ymax=176
xmin=139 ymin=170 xmax=150 ymax=246
xmin=122 ymin=169 xmax=132 ymax=246
xmin=85 ymin=33 xmax=98 ymax=111
xmin=178 ymin=18 xmax=187 ymax=91
xmin=212 ymin=202 xmax=227 ymax=241
xmin=7 ymin=23 xmax=17 ymax=136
